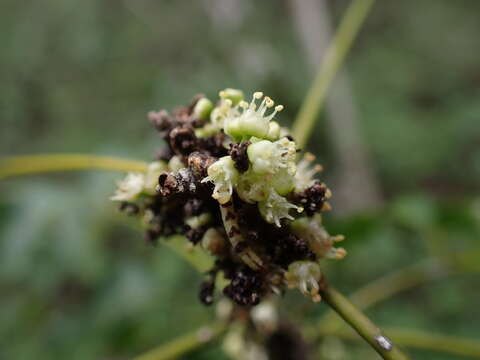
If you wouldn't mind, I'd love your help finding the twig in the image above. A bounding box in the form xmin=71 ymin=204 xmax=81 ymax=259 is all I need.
xmin=319 ymin=259 xmax=449 ymax=332
xmin=0 ymin=154 xmax=147 ymax=179
xmin=162 ymin=234 xmax=215 ymax=273
xmin=320 ymin=286 xmax=410 ymax=359
xmin=315 ymin=326 xmax=480 ymax=358
xmin=292 ymin=0 xmax=375 ymax=148
xmin=133 ymin=322 xmax=226 ymax=360
xmin=289 ymin=0 xmax=382 ymax=215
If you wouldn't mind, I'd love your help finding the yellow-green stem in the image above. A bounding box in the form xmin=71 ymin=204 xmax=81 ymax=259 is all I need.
xmin=313 ymin=326 xmax=480 ymax=359
xmin=134 ymin=322 xmax=226 ymax=360
xmin=0 ymin=154 xmax=147 ymax=180
xmin=319 ymin=259 xmax=448 ymax=332
xmin=320 ymin=286 xmax=410 ymax=360
xmin=292 ymin=0 xmax=375 ymax=148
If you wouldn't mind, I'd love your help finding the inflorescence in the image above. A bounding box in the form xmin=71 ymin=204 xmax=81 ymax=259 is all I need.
xmin=111 ymin=89 xmax=346 ymax=306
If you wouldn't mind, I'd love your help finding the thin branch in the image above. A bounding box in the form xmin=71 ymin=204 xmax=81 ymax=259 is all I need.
xmin=162 ymin=234 xmax=214 ymax=273
xmin=292 ymin=0 xmax=375 ymax=148
xmin=0 ymin=154 xmax=147 ymax=179
xmin=133 ymin=322 xmax=226 ymax=360
xmin=289 ymin=0 xmax=382 ymax=214
xmin=316 ymin=327 xmax=480 ymax=359
xmin=319 ymin=259 xmax=450 ymax=332
xmin=320 ymin=286 xmax=410 ymax=359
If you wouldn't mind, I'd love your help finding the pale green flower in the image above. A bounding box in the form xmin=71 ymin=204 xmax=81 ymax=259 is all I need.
xmin=193 ymin=97 xmax=213 ymax=120
xmin=223 ymin=92 xmax=284 ymax=141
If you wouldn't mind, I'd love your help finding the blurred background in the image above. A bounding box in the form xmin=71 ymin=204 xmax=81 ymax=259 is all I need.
xmin=1 ymin=0 xmax=479 ymax=359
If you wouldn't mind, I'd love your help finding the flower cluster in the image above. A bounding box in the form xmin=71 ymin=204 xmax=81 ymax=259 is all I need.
xmin=112 ymin=89 xmax=346 ymax=305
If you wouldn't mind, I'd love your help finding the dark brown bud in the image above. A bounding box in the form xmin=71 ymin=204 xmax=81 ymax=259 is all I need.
xmin=169 ymin=126 xmax=197 ymax=155
xmin=187 ymin=151 xmax=217 ymax=179
xmin=148 ymin=110 xmax=172 ymax=132
xmin=291 ymin=180 xmax=327 ymax=216
xmin=199 ymin=278 xmax=215 ymax=306
xmin=158 ymin=169 xmax=197 ymax=197
xmin=229 ymin=141 xmax=251 ymax=173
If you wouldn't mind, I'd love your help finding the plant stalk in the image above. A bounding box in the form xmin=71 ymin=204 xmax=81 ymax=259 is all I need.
xmin=292 ymin=0 xmax=375 ymax=148
xmin=320 ymin=286 xmax=410 ymax=360
xmin=0 ymin=154 xmax=147 ymax=179
xmin=134 ymin=322 xmax=226 ymax=360
xmin=313 ymin=326 xmax=480 ymax=359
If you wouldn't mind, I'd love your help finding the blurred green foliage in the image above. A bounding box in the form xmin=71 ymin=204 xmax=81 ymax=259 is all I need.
xmin=0 ymin=0 xmax=479 ymax=359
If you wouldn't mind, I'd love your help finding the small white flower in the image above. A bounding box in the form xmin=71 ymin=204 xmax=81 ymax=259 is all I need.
xmin=202 ymin=156 xmax=239 ymax=204
xmin=110 ymin=172 xmax=145 ymax=202
xmin=285 ymin=260 xmax=322 ymax=302
xmin=258 ymin=189 xmax=301 ymax=227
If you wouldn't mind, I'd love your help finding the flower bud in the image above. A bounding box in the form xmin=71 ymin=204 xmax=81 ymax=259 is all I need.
xmin=219 ymin=88 xmax=244 ymax=105
xmin=193 ymin=97 xmax=213 ymax=120
xmin=265 ymin=121 xmax=281 ymax=141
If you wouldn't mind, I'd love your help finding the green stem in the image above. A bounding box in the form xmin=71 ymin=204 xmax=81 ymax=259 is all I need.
xmin=319 ymin=259 xmax=449 ymax=332
xmin=315 ymin=327 xmax=480 ymax=359
xmin=162 ymin=234 xmax=215 ymax=273
xmin=292 ymin=0 xmax=375 ymax=148
xmin=133 ymin=322 xmax=226 ymax=360
xmin=320 ymin=286 xmax=410 ymax=360
xmin=0 ymin=154 xmax=147 ymax=179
